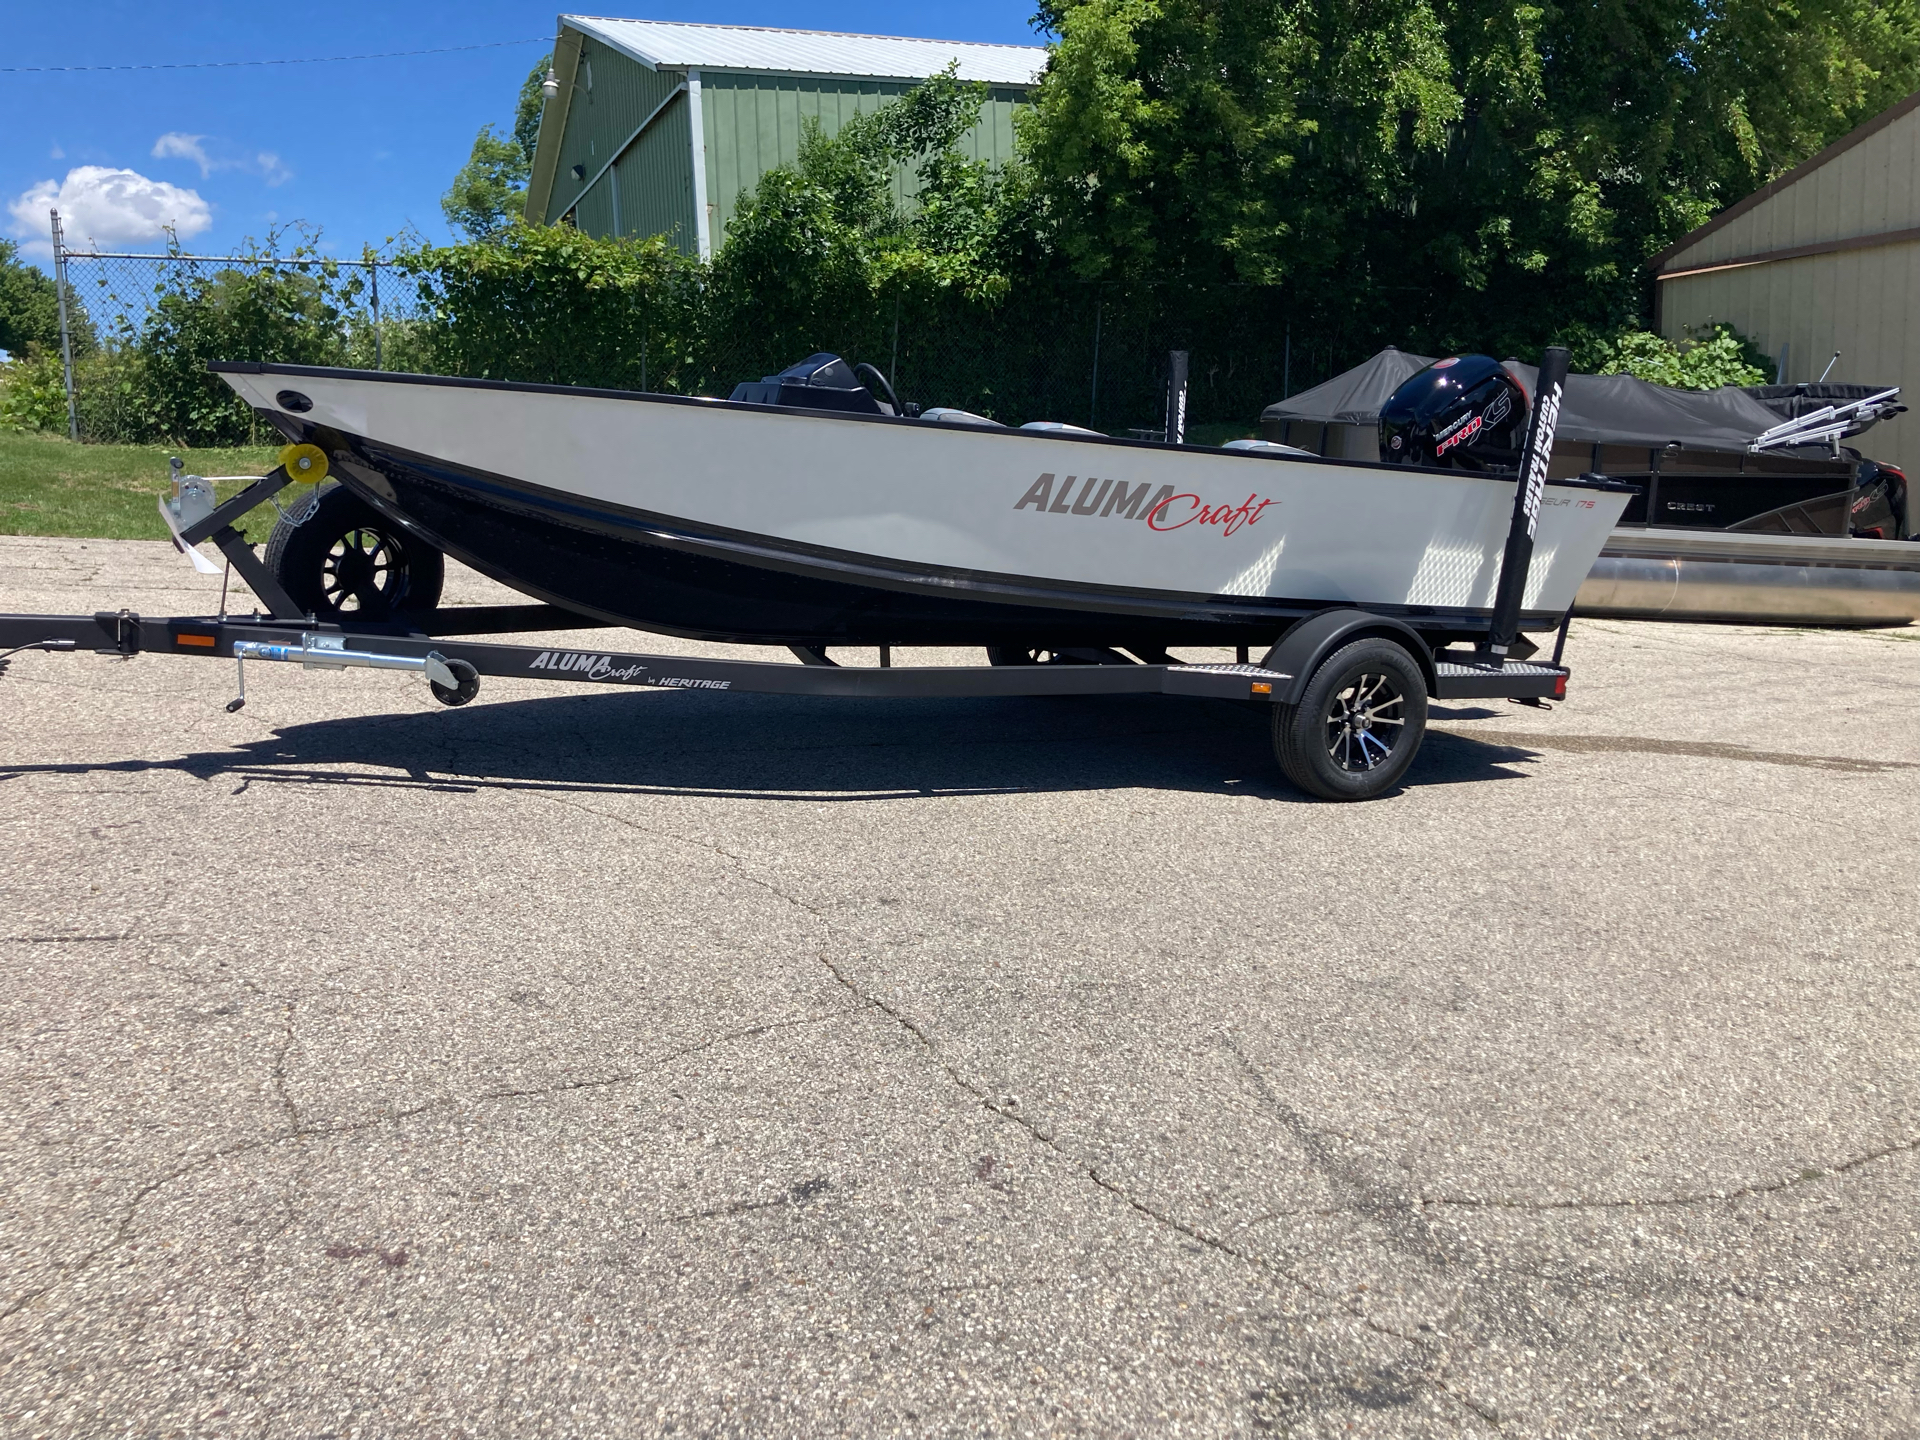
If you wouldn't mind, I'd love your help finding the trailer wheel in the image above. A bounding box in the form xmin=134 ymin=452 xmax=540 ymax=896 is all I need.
xmin=429 ymin=658 xmax=480 ymax=707
xmin=1272 ymin=637 xmax=1428 ymax=801
xmin=264 ymin=483 xmax=444 ymax=621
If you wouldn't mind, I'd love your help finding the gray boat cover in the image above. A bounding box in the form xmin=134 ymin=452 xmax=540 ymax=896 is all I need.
xmin=1263 ymin=348 xmax=1789 ymax=451
xmin=1501 ymin=361 xmax=1788 ymax=449
xmin=1261 ymin=348 xmax=1435 ymax=425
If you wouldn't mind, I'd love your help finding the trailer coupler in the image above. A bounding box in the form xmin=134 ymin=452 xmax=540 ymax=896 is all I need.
xmin=226 ymin=633 xmax=478 ymax=712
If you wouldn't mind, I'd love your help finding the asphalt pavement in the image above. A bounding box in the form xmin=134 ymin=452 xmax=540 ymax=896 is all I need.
xmin=2 ymin=534 xmax=1917 ymax=1438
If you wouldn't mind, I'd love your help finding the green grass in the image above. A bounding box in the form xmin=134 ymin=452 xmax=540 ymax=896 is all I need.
xmin=0 ymin=430 xmax=280 ymax=540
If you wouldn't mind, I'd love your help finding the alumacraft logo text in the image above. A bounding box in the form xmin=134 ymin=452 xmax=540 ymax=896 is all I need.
xmin=1013 ymin=474 xmax=1275 ymax=536
xmin=526 ymin=651 xmax=732 ymax=688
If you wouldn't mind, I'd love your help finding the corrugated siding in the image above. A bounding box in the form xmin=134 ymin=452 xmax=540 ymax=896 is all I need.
xmin=698 ymin=73 xmax=1024 ymax=248
xmin=571 ymin=174 xmax=617 ymax=238
xmin=615 ymin=103 xmax=696 ymax=248
xmin=542 ymin=35 xmax=691 ymax=227
xmin=1661 ymin=240 xmax=1920 ymax=474
xmin=1667 ymin=107 xmax=1920 ymax=268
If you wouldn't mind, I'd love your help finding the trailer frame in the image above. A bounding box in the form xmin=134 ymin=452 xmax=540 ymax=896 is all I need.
xmin=0 ymin=606 xmax=1570 ymax=707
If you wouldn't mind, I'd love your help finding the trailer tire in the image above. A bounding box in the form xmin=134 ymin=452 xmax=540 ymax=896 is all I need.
xmin=1272 ymin=637 xmax=1428 ymax=801
xmin=265 ymin=483 xmax=444 ymax=621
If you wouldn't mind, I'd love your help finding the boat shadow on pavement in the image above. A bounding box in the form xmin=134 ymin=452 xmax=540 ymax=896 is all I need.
xmin=6 ymin=690 xmax=1546 ymax=803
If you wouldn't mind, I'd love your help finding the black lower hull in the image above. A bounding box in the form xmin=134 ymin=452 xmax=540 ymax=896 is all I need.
xmin=310 ymin=426 xmax=1519 ymax=649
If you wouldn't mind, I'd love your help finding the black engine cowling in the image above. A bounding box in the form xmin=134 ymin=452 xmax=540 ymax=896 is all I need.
xmin=729 ymin=353 xmax=892 ymax=415
xmin=1379 ymin=355 xmax=1528 ymax=470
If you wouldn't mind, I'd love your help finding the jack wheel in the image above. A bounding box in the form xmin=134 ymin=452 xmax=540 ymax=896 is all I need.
xmin=1272 ymin=637 xmax=1428 ymax=801
xmin=265 ymin=483 xmax=444 ymax=622
xmin=430 ymin=658 xmax=480 ymax=707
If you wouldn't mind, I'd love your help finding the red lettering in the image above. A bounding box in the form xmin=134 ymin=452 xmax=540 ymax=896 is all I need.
xmin=1144 ymin=492 xmax=1277 ymax=535
xmin=1146 ymin=493 xmax=1203 ymax=530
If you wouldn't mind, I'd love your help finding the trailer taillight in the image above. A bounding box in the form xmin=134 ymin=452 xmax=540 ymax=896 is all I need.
xmin=1553 ymin=673 xmax=1567 ymax=699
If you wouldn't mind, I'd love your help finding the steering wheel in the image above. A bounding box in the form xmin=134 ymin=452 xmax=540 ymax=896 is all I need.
xmin=854 ymin=362 xmax=904 ymax=415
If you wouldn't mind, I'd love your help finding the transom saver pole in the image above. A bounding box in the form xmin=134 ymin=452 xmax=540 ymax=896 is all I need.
xmin=1484 ymin=344 xmax=1570 ymax=663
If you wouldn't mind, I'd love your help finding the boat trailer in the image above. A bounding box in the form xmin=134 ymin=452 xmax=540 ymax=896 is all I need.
xmin=0 ymin=353 xmax=1587 ymax=801
xmin=0 ymin=605 xmax=1570 ymax=799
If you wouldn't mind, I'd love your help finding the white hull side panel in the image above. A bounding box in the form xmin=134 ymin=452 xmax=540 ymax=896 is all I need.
xmin=223 ymin=372 xmax=1632 ymax=614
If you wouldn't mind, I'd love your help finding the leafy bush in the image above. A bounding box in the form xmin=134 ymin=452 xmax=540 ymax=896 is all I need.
xmin=131 ymin=244 xmax=361 ymax=445
xmin=398 ymin=225 xmax=704 ymax=392
xmin=1592 ymin=324 xmax=1775 ymax=389
xmin=0 ymin=348 xmax=70 ymax=433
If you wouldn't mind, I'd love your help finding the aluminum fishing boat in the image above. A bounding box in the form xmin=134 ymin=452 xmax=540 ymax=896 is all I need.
xmin=210 ymin=355 xmax=1631 ymax=653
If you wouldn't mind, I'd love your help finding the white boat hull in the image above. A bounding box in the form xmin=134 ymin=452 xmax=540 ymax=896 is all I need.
xmin=215 ymin=365 xmax=1634 ymax=647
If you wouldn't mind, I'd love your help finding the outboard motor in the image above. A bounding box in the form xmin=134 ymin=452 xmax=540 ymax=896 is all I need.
xmin=729 ymin=353 xmax=901 ymax=416
xmin=1379 ymin=355 xmax=1528 ymax=470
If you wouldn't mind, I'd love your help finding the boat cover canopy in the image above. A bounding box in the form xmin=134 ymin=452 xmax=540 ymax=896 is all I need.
xmin=1263 ymin=348 xmax=1803 ymax=451
xmin=1501 ymin=361 xmax=1788 ymax=449
xmin=1262 ymin=348 xmax=1435 ymax=426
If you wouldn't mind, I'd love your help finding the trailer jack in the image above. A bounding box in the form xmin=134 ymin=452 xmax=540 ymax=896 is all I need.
xmin=227 ymin=633 xmax=479 ymax=712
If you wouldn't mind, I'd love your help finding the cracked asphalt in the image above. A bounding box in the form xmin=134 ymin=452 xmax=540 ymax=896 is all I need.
xmin=2 ymin=533 xmax=1918 ymax=1438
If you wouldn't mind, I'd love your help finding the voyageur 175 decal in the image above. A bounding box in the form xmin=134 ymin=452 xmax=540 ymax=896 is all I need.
xmin=1013 ymin=473 xmax=1275 ymax=536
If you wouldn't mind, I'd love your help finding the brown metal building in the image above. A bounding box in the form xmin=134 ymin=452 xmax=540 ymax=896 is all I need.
xmin=1653 ymin=90 xmax=1920 ymax=474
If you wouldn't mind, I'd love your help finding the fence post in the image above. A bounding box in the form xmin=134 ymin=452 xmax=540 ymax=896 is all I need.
xmin=49 ymin=208 xmax=79 ymax=441
xmin=371 ymin=260 xmax=383 ymax=371
xmin=1089 ymin=299 xmax=1102 ymax=427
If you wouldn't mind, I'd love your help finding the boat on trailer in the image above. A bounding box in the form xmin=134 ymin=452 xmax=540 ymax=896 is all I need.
xmin=0 ymin=349 xmax=1628 ymax=800
xmin=205 ymin=353 xmax=1629 ymax=657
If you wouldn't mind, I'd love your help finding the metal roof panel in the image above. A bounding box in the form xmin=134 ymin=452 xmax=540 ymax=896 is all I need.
xmin=564 ymin=15 xmax=1047 ymax=85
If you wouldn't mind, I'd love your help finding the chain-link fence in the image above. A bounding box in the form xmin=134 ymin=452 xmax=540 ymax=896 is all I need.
xmin=50 ymin=229 xmax=436 ymax=446
xmin=49 ymin=231 xmax=1367 ymax=446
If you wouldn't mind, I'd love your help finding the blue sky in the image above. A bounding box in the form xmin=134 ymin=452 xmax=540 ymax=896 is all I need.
xmin=4 ymin=0 xmax=1044 ymax=272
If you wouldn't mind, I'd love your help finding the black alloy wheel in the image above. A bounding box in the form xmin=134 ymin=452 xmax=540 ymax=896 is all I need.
xmin=1271 ymin=637 xmax=1429 ymax=801
xmin=265 ymin=483 xmax=445 ymax=622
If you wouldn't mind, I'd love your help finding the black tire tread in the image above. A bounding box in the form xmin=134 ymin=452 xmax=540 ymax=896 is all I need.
xmin=1272 ymin=637 xmax=1428 ymax=801
xmin=264 ymin=483 xmax=444 ymax=621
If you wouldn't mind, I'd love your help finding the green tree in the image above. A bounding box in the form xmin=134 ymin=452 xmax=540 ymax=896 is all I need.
xmin=441 ymin=54 xmax=552 ymax=240
xmin=1017 ymin=0 xmax=1920 ymax=356
xmin=0 ymin=239 xmax=66 ymax=357
xmin=709 ymin=66 xmax=1031 ymax=367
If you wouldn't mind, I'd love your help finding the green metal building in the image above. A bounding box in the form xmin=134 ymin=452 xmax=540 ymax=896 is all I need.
xmin=525 ymin=17 xmax=1045 ymax=258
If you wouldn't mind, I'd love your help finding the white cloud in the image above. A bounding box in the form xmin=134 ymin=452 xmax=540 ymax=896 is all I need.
xmin=152 ymin=132 xmax=293 ymax=187
xmin=49 ymin=143 xmax=65 ymax=160
xmin=7 ymin=167 xmax=212 ymax=257
xmin=152 ymin=132 xmax=213 ymax=176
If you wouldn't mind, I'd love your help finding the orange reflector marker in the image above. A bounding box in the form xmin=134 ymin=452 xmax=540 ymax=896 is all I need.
xmin=1250 ymin=682 xmax=1272 ymax=695
xmin=177 ymin=633 xmax=217 ymax=648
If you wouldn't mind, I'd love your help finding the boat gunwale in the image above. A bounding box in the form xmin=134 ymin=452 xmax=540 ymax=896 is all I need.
xmin=211 ymin=360 xmax=1640 ymax=495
